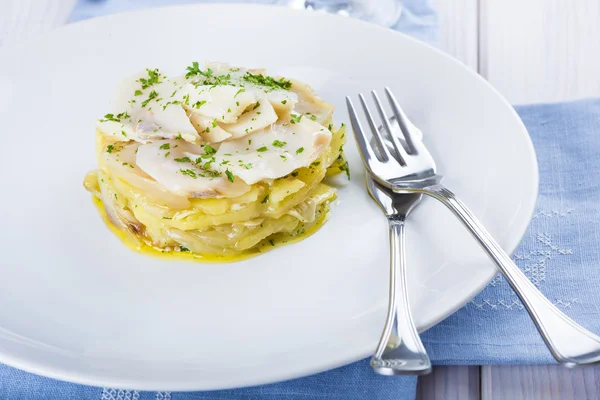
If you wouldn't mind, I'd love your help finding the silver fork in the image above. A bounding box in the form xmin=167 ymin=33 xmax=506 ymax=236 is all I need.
xmin=367 ymin=177 xmax=431 ymax=375
xmin=347 ymin=88 xmax=600 ymax=367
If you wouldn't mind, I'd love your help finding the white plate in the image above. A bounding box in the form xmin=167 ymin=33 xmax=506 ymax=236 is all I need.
xmin=0 ymin=4 xmax=538 ymax=391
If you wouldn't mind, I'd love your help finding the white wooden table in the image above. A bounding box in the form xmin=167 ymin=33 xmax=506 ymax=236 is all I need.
xmin=417 ymin=1 xmax=600 ymax=398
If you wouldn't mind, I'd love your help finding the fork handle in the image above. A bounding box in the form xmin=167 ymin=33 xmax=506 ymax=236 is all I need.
xmin=371 ymin=217 xmax=432 ymax=375
xmin=423 ymin=184 xmax=600 ymax=366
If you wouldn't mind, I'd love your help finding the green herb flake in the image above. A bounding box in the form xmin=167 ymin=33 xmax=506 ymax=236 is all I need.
xmin=281 ymin=100 xmax=287 ymax=105
xmin=121 ymin=130 xmax=127 ymax=137
xmin=311 ymin=161 xmax=321 ymax=167
xmin=290 ymin=113 xmax=302 ymax=124
xmin=180 ymin=169 xmax=198 ymax=179
xmin=141 ymin=90 xmax=159 ymax=107
xmin=193 ymin=100 xmax=207 ymax=109
xmin=174 ymin=157 xmax=191 ymax=163
xmin=296 ymin=147 xmax=304 ymax=154
xmin=212 ymin=119 xmax=218 ymax=128
xmin=269 ymin=239 xmax=275 ymax=246
xmin=134 ymin=90 xmax=143 ymax=96
xmin=164 ymin=151 xmax=170 ymax=158
xmin=253 ymin=101 xmax=261 ymax=110
xmin=261 ymin=194 xmax=269 ymax=204
xmin=257 ymin=146 xmax=268 ymax=152
xmin=242 ymin=72 xmax=292 ymax=91
xmin=225 ymin=169 xmax=235 ymax=182
xmin=272 ymin=140 xmax=286 ymax=148
xmin=179 ymin=245 xmax=190 ymax=252
xmin=291 ymin=171 xmax=299 ymax=177
xmin=204 ymin=145 xmax=216 ymax=155
xmin=234 ymin=88 xmax=246 ymax=98
xmin=159 ymin=143 xmax=170 ymax=150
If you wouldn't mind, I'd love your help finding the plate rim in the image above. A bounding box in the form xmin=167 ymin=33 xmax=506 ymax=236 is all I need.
xmin=0 ymin=2 xmax=539 ymax=391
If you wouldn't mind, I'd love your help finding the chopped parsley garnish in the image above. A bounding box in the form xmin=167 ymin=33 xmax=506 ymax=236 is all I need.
xmin=138 ymin=68 xmax=161 ymax=89
xmin=100 ymin=113 xmax=120 ymax=122
xmin=185 ymin=62 xmax=212 ymax=79
xmin=241 ymin=162 xmax=252 ymax=169
xmin=272 ymin=140 xmax=286 ymax=148
xmin=106 ymin=144 xmax=116 ymax=153
xmin=291 ymin=171 xmax=299 ymax=177
xmin=280 ymin=155 xmax=287 ymax=160
xmin=179 ymin=245 xmax=190 ymax=252
xmin=328 ymin=124 xmax=333 ymax=131
xmin=134 ymin=90 xmax=143 ymax=96
xmin=235 ymin=101 xmax=240 ymax=106
xmin=248 ymin=139 xmax=252 ymax=145
xmin=174 ymin=157 xmax=191 ymax=163
xmin=269 ymin=239 xmax=275 ymax=246
xmin=212 ymin=119 xmax=218 ymax=128
xmin=193 ymin=100 xmax=207 ymax=109
xmin=253 ymin=101 xmax=261 ymax=110
xmin=122 ymin=162 xmax=134 ymax=168
xmin=234 ymin=88 xmax=246 ymax=98
xmin=261 ymin=194 xmax=269 ymax=204
xmin=164 ymin=151 xmax=170 ymax=158
xmin=225 ymin=169 xmax=235 ymax=182
xmin=180 ymin=169 xmax=198 ymax=178
xmin=175 ymin=133 xmax=183 ymax=140
xmin=141 ymin=90 xmax=159 ymax=107
xmin=121 ymin=130 xmax=127 ymax=137
xmin=183 ymin=94 xmax=190 ymax=105
xmin=257 ymin=146 xmax=268 ymax=152
xmin=311 ymin=161 xmax=321 ymax=167
xmin=204 ymin=145 xmax=216 ymax=155
xmin=159 ymin=143 xmax=170 ymax=150
xmin=281 ymin=100 xmax=287 ymax=105
xmin=227 ymin=108 xmax=232 ymax=113
xmin=296 ymin=147 xmax=304 ymax=154
xmin=309 ymin=114 xmax=317 ymax=121
xmin=290 ymin=113 xmax=302 ymax=124
xmin=242 ymin=72 xmax=292 ymax=91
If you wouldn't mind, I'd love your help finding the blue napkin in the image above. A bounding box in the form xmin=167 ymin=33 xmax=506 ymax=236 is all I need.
xmin=422 ymin=98 xmax=600 ymax=365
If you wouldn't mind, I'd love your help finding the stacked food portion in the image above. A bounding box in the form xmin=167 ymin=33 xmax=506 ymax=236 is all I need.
xmin=83 ymin=62 xmax=349 ymax=261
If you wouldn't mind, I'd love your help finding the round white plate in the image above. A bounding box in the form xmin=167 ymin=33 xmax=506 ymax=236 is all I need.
xmin=0 ymin=4 xmax=538 ymax=391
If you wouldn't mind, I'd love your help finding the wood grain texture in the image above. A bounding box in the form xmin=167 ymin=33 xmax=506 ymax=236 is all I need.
xmin=479 ymin=0 xmax=600 ymax=104
xmin=433 ymin=0 xmax=479 ymax=71
xmin=416 ymin=366 xmax=480 ymax=400
xmin=482 ymin=365 xmax=600 ymax=400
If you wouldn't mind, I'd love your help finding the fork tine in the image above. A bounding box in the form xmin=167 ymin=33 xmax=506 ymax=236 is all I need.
xmin=346 ymin=96 xmax=378 ymax=169
xmin=371 ymin=90 xmax=408 ymax=166
xmin=358 ymin=93 xmax=392 ymax=161
xmin=385 ymin=87 xmax=419 ymax=155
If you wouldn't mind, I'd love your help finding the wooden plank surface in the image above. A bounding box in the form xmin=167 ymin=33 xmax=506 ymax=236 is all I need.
xmin=479 ymin=0 xmax=600 ymax=104
xmin=481 ymin=365 xmax=600 ymax=400
xmin=417 ymin=366 xmax=480 ymax=400
xmin=434 ymin=0 xmax=479 ymax=71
